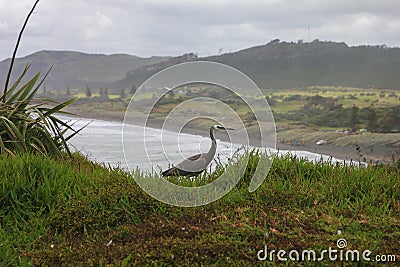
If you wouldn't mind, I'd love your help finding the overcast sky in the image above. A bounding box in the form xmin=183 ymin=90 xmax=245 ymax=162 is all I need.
xmin=1 ymin=0 xmax=400 ymax=60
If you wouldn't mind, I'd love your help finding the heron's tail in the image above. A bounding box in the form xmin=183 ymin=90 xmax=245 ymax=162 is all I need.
xmin=162 ymin=167 xmax=177 ymax=177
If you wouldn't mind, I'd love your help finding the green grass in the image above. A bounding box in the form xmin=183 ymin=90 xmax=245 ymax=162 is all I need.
xmin=268 ymin=86 xmax=399 ymax=109
xmin=271 ymin=100 xmax=304 ymax=113
xmin=0 ymin=152 xmax=399 ymax=266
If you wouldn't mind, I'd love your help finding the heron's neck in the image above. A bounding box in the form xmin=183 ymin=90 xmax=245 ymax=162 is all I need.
xmin=209 ymin=127 xmax=216 ymax=143
xmin=208 ymin=127 xmax=217 ymax=155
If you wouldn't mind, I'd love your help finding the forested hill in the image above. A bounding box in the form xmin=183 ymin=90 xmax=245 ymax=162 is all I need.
xmin=2 ymin=41 xmax=400 ymax=91
xmin=0 ymin=50 xmax=169 ymax=89
xmin=111 ymin=53 xmax=198 ymax=89
xmin=205 ymin=40 xmax=400 ymax=90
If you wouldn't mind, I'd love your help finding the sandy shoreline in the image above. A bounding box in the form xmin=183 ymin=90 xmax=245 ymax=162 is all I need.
xmin=65 ymin=107 xmax=398 ymax=164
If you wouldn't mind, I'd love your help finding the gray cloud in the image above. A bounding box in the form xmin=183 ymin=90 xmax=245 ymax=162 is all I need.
xmin=0 ymin=0 xmax=400 ymax=60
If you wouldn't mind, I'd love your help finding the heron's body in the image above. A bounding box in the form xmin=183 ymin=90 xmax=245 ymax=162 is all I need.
xmin=162 ymin=124 xmax=231 ymax=177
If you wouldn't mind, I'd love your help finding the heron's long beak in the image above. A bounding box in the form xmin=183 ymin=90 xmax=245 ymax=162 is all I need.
xmin=224 ymin=127 xmax=235 ymax=131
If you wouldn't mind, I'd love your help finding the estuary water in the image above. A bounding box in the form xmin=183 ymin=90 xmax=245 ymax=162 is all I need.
xmin=63 ymin=116 xmax=339 ymax=173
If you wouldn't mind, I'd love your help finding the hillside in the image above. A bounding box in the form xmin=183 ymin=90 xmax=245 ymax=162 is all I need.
xmin=205 ymin=40 xmax=400 ymax=90
xmin=111 ymin=40 xmax=400 ymax=90
xmin=2 ymin=41 xmax=400 ymax=91
xmin=111 ymin=53 xmax=198 ymax=89
xmin=0 ymin=50 xmax=169 ymax=89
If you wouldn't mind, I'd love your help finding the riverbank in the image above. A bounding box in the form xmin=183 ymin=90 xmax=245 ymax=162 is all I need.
xmin=66 ymin=106 xmax=400 ymax=164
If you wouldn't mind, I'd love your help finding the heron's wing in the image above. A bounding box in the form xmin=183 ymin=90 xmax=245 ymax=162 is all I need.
xmin=162 ymin=154 xmax=200 ymax=175
xmin=187 ymin=154 xmax=201 ymax=161
xmin=176 ymin=154 xmax=207 ymax=173
xmin=162 ymin=166 xmax=205 ymax=177
xmin=162 ymin=153 xmax=212 ymax=177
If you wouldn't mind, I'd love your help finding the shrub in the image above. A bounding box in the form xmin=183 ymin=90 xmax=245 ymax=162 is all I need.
xmin=0 ymin=65 xmax=80 ymax=157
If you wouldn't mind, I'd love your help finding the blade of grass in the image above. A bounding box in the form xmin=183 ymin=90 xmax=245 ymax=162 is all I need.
xmin=2 ymin=0 xmax=40 ymax=101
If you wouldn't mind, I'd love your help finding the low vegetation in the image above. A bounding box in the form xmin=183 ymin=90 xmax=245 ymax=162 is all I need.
xmin=267 ymin=86 xmax=400 ymax=132
xmin=0 ymin=152 xmax=398 ymax=266
xmin=0 ymin=65 xmax=80 ymax=157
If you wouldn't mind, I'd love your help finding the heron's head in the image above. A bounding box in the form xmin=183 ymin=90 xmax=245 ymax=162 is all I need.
xmin=212 ymin=124 xmax=234 ymax=131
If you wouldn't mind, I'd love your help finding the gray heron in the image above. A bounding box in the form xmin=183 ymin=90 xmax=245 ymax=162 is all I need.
xmin=162 ymin=124 xmax=234 ymax=177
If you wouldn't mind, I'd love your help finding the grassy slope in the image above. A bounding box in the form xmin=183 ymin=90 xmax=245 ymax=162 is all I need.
xmin=0 ymin=153 xmax=399 ymax=266
xmin=269 ymin=86 xmax=399 ymax=109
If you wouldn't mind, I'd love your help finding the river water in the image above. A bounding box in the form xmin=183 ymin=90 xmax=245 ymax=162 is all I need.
xmin=64 ymin=116 xmax=340 ymax=173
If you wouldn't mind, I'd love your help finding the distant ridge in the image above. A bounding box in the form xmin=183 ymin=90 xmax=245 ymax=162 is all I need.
xmin=2 ymin=41 xmax=400 ymax=91
xmin=0 ymin=50 xmax=169 ymax=89
xmin=112 ymin=53 xmax=198 ymax=89
xmin=112 ymin=40 xmax=400 ymax=90
xmin=204 ymin=40 xmax=400 ymax=90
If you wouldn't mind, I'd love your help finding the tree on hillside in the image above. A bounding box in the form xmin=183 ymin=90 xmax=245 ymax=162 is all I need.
xmin=120 ymin=88 xmax=126 ymax=98
xmin=86 ymin=85 xmax=92 ymax=98
xmin=303 ymin=95 xmax=325 ymax=110
xmin=379 ymin=106 xmax=400 ymax=132
xmin=348 ymin=105 xmax=360 ymax=131
xmin=66 ymin=85 xmax=71 ymax=96
xmin=104 ymin=88 xmax=109 ymax=99
xmin=264 ymin=95 xmax=277 ymax=106
xmin=167 ymin=90 xmax=175 ymax=98
xmin=364 ymin=106 xmax=378 ymax=132
xmin=130 ymin=84 xmax=137 ymax=94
